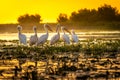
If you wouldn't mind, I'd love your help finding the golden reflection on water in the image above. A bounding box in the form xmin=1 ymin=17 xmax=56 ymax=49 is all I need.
xmin=0 ymin=52 xmax=120 ymax=79
xmin=0 ymin=31 xmax=120 ymax=40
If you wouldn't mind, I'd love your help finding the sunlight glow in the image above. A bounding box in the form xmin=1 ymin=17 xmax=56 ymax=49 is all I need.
xmin=0 ymin=0 xmax=120 ymax=23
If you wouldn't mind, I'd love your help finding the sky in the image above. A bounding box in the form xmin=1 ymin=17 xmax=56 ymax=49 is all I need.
xmin=0 ymin=0 xmax=120 ymax=24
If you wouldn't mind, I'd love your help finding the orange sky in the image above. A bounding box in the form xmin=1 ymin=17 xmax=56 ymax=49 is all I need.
xmin=0 ymin=0 xmax=120 ymax=24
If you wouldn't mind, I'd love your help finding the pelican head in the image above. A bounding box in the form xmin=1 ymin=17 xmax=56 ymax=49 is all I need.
xmin=56 ymin=23 xmax=60 ymax=27
xmin=61 ymin=26 xmax=71 ymax=34
xmin=44 ymin=23 xmax=53 ymax=32
xmin=71 ymin=29 xmax=75 ymax=35
xmin=33 ymin=26 xmax=37 ymax=31
xmin=33 ymin=26 xmax=37 ymax=34
xmin=17 ymin=25 xmax=22 ymax=31
xmin=61 ymin=26 xmax=65 ymax=31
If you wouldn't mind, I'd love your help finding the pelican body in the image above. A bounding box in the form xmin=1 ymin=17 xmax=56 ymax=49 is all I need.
xmin=29 ymin=26 xmax=38 ymax=46
xmin=61 ymin=26 xmax=71 ymax=44
xmin=37 ymin=24 xmax=53 ymax=46
xmin=17 ymin=25 xmax=27 ymax=45
xmin=50 ymin=24 xmax=60 ymax=45
xmin=71 ymin=29 xmax=79 ymax=43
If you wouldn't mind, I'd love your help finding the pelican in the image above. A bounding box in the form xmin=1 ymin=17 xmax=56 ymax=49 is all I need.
xmin=71 ymin=29 xmax=79 ymax=43
xmin=17 ymin=25 xmax=27 ymax=45
xmin=61 ymin=26 xmax=71 ymax=44
xmin=29 ymin=26 xmax=38 ymax=46
xmin=37 ymin=24 xmax=53 ymax=46
xmin=50 ymin=24 xmax=60 ymax=45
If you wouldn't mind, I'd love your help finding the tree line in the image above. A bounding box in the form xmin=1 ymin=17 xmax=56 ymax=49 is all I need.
xmin=57 ymin=4 xmax=120 ymax=23
xmin=17 ymin=14 xmax=42 ymax=23
xmin=17 ymin=4 xmax=120 ymax=24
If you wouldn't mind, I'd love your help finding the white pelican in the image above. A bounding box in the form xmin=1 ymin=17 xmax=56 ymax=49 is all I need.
xmin=17 ymin=25 xmax=27 ymax=45
xmin=71 ymin=29 xmax=79 ymax=43
xmin=29 ymin=26 xmax=38 ymax=46
xmin=37 ymin=24 xmax=53 ymax=46
xmin=50 ymin=24 xmax=60 ymax=45
xmin=61 ymin=26 xmax=71 ymax=44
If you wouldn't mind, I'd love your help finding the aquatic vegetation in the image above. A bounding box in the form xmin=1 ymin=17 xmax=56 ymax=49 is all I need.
xmin=0 ymin=39 xmax=120 ymax=59
xmin=0 ymin=39 xmax=120 ymax=79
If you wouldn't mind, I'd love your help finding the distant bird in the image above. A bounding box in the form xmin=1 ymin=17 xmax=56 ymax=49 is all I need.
xmin=71 ymin=29 xmax=79 ymax=43
xmin=61 ymin=26 xmax=71 ymax=44
xmin=50 ymin=24 xmax=60 ymax=45
xmin=17 ymin=25 xmax=27 ymax=45
xmin=37 ymin=24 xmax=53 ymax=46
xmin=29 ymin=26 xmax=38 ymax=46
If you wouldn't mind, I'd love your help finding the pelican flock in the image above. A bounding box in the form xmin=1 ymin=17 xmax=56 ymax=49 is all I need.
xmin=17 ymin=23 xmax=79 ymax=46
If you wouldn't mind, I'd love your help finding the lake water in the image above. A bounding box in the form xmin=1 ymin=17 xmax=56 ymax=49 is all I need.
xmin=0 ymin=31 xmax=120 ymax=40
xmin=0 ymin=31 xmax=120 ymax=79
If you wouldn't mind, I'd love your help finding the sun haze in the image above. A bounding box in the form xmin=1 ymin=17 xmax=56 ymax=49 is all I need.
xmin=0 ymin=0 xmax=120 ymax=24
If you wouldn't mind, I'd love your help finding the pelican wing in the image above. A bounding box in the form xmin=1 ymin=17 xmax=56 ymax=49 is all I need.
xmin=19 ymin=33 xmax=27 ymax=45
xmin=62 ymin=34 xmax=70 ymax=44
xmin=37 ymin=34 xmax=48 ymax=45
xmin=29 ymin=35 xmax=38 ymax=45
xmin=71 ymin=34 xmax=79 ymax=43
xmin=50 ymin=34 xmax=60 ymax=45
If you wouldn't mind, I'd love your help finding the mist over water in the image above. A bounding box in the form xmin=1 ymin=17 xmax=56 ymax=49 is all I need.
xmin=0 ymin=31 xmax=120 ymax=40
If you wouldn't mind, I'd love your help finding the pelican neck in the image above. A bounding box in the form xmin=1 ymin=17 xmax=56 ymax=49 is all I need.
xmin=44 ymin=26 xmax=48 ymax=34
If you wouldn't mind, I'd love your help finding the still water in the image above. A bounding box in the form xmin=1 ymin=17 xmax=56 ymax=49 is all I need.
xmin=0 ymin=31 xmax=120 ymax=40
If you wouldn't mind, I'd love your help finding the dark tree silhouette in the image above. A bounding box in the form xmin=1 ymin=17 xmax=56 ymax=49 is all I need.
xmin=57 ymin=13 xmax=68 ymax=23
xmin=17 ymin=14 xmax=42 ymax=24
xmin=70 ymin=11 xmax=79 ymax=22
xmin=70 ymin=8 xmax=98 ymax=22
xmin=69 ymin=4 xmax=120 ymax=22
xmin=98 ymin=4 xmax=118 ymax=21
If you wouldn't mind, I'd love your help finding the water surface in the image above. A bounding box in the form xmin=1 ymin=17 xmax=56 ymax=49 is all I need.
xmin=0 ymin=31 xmax=120 ymax=40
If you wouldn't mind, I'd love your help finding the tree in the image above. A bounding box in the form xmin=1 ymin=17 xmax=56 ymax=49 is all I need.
xmin=70 ymin=8 xmax=98 ymax=22
xmin=17 ymin=14 xmax=42 ymax=24
xmin=70 ymin=11 xmax=79 ymax=22
xmin=98 ymin=4 xmax=118 ymax=21
xmin=69 ymin=4 xmax=120 ymax=22
xmin=57 ymin=13 xmax=68 ymax=23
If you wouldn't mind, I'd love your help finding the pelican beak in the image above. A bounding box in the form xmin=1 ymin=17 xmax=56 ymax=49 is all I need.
xmin=46 ymin=25 xmax=53 ymax=32
xmin=17 ymin=25 xmax=22 ymax=31
xmin=64 ymin=28 xmax=71 ymax=34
